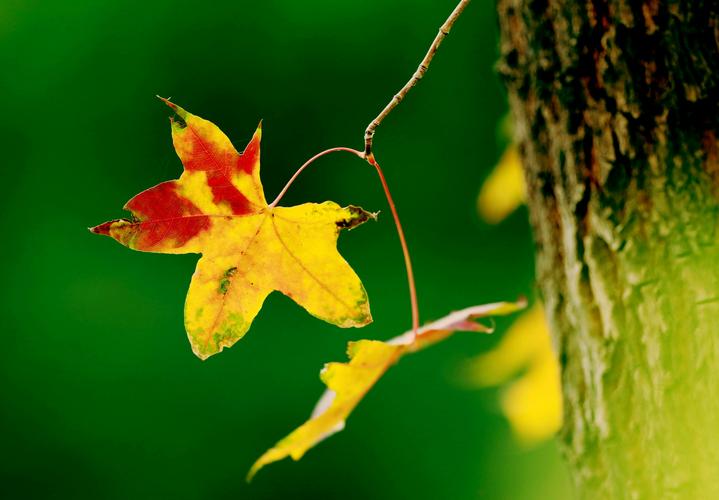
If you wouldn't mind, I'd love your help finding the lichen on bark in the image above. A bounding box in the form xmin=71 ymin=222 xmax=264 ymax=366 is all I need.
xmin=496 ymin=0 xmax=719 ymax=497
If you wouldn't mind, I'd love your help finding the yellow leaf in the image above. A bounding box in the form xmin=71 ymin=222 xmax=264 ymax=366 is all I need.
xmin=462 ymin=303 xmax=562 ymax=444
xmin=478 ymin=145 xmax=526 ymax=224
xmin=92 ymin=100 xmax=374 ymax=359
xmin=248 ymin=300 xmax=526 ymax=480
xmin=501 ymin=344 xmax=562 ymax=444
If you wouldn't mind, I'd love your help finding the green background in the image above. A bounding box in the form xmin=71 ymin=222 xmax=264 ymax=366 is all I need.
xmin=1 ymin=0 xmax=571 ymax=498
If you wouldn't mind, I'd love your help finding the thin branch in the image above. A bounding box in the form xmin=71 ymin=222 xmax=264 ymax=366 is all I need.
xmin=272 ymin=0 xmax=470 ymax=338
xmin=363 ymin=0 xmax=471 ymax=157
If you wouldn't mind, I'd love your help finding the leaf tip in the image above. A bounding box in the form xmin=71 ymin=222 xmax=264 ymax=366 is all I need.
xmin=157 ymin=96 xmax=188 ymax=121
xmin=516 ymin=295 xmax=528 ymax=309
xmin=250 ymin=120 xmax=263 ymax=143
xmin=337 ymin=205 xmax=376 ymax=231
xmin=89 ymin=221 xmax=112 ymax=236
xmin=247 ymin=447 xmax=287 ymax=483
xmin=246 ymin=464 xmax=260 ymax=483
xmin=156 ymin=95 xmax=174 ymax=108
xmin=190 ymin=342 xmax=214 ymax=362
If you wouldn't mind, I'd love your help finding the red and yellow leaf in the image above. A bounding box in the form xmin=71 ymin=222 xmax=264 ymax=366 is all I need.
xmin=248 ymin=300 xmax=525 ymax=480
xmin=92 ymin=100 xmax=374 ymax=359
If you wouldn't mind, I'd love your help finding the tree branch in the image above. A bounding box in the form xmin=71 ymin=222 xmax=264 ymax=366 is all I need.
xmin=273 ymin=0 xmax=471 ymax=338
xmin=363 ymin=0 xmax=471 ymax=157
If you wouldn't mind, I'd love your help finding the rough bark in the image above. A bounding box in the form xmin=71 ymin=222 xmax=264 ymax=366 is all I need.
xmin=495 ymin=1 xmax=719 ymax=498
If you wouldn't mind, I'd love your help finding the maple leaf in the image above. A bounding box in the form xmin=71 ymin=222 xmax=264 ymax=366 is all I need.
xmin=475 ymin=117 xmax=561 ymax=441
xmin=248 ymin=300 xmax=525 ymax=480
xmin=461 ymin=303 xmax=562 ymax=444
xmin=478 ymin=144 xmax=525 ymax=224
xmin=91 ymin=100 xmax=374 ymax=360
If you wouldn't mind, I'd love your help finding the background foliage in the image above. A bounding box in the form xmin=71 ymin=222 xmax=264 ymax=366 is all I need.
xmin=1 ymin=0 xmax=571 ymax=498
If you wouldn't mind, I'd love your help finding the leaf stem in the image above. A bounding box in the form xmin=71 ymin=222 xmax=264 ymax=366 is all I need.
xmin=269 ymin=147 xmax=363 ymax=208
xmin=363 ymin=0 xmax=471 ymax=157
xmin=366 ymin=154 xmax=420 ymax=337
xmin=270 ymin=147 xmax=420 ymax=337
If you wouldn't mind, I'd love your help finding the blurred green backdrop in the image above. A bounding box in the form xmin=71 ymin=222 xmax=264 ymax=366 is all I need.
xmin=1 ymin=0 xmax=571 ymax=498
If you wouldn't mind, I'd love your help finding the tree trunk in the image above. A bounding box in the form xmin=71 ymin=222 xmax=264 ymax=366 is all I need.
xmin=495 ymin=1 xmax=719 ymax=498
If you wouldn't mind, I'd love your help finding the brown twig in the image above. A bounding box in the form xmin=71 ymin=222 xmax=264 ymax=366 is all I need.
xmin=363 ymin=0 xmax=471 ymax=157
xmin=274 ymin=0 xmax=471 ymax=338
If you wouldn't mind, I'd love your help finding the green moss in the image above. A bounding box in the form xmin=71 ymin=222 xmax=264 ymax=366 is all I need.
xmin=217 ymin=267 xmax=238 ymax=295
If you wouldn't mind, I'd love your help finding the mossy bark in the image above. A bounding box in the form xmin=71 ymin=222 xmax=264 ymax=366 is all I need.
xmin=495 ymin=1 xmax=719 ymax=497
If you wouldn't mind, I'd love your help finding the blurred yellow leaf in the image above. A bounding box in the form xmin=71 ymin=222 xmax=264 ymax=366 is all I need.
xmin=478 ymin=145 xmax=526 ymax=224
xmin=463 ymin=303 xmax=562 ymax=444
xmin=501 ymin=341 xmax=562 ymax=444
xmin=248 ymin=301 xmax=526 ymax=480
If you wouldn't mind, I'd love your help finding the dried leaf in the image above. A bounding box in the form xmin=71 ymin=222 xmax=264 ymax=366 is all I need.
xmin=248 ymin=300 xmax=525 ymax=480
xmin=462 ymin=303 xmax=562 ymax=444
xmin=91 ymin=100 xmax=373 ymax=359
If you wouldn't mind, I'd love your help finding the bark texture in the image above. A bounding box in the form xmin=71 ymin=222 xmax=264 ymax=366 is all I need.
xmin=496 ymin=1 xmax=719 ymax=498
